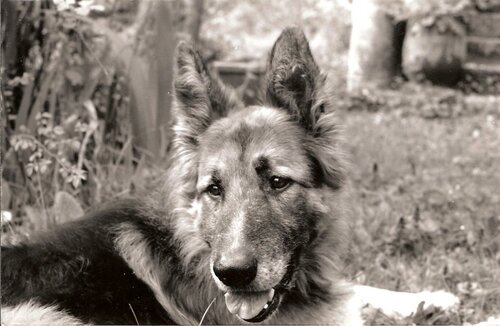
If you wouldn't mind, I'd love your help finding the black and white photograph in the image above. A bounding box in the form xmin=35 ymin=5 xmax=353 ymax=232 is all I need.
xmin=1 ymin=0 xmax=499 ymax=324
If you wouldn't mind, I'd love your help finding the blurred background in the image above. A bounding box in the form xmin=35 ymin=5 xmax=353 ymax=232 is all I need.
xmin=1 ymin=0 xmax=499 ymax=324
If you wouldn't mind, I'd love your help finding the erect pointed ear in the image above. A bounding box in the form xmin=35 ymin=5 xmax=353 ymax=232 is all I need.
xmin=264 ymin=27 xmax=323 ymax=130
xmin=265 ymin=27 xmax=345 ymax=189
xmin=173 ymin=41 xmax=242 ymax=149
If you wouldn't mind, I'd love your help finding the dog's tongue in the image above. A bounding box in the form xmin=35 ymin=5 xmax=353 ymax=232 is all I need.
xmin=224 ymin=289 xmax=274 ymax=320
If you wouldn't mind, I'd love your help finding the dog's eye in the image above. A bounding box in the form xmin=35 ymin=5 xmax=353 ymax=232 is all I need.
xmin=269 ymin=176 xmax=291 ymax=190
xmin=206 ymin=184 xmax=222 ymax=197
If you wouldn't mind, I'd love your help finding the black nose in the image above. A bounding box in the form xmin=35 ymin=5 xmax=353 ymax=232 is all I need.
xmin=213 ymin=249 xmax=257 ymax=288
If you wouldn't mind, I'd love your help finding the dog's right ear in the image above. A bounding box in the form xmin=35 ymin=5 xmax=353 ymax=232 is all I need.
xmin=173 ymin=42 xmax=241 ymax=149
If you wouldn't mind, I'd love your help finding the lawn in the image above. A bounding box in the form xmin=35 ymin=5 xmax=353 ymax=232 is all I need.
xmin=340 ymin=96 xmax=500 ymax=324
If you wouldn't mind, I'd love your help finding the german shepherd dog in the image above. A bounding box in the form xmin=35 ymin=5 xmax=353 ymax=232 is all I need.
xmin=1 ymin=27 xmax=363 ymax=325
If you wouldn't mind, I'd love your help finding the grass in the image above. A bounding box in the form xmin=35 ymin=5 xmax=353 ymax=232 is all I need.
xmin=340 ymin=101 xmax=500 ymax=324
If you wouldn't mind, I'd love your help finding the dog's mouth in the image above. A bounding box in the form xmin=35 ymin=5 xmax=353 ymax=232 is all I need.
xmin=219 ymin=250 xmax=300 ymax=322
xmin=224 ymin=288 xmax=280 ymax=323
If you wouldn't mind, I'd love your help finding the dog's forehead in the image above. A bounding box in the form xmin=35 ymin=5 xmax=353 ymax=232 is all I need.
xmin=198 ymin=106 xmax=309 ymax=175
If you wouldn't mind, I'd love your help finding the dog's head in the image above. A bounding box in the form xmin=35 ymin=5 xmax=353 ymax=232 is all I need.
xmin=172 ymin=27 xmax=346 ymax=323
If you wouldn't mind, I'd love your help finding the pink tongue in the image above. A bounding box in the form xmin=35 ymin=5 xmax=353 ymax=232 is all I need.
xmin=224 ymin=289 xmax=274 ymax=320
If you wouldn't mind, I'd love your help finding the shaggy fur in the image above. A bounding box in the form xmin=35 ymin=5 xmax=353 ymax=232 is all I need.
xmin=2 ymin=301 xmax=86 ymax=325
xmin=1 ymin=27 xmax=362 ymax=325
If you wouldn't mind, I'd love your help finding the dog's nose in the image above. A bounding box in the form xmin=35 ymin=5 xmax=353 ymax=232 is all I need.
xmin=213 ymin=249 xmax=257 ymax=288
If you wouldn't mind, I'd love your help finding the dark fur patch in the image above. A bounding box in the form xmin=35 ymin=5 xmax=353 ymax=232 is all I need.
xmin=254 ymin=156 xmax=270 ymax=176
xmin=233 ymin=122 xmax=253 ymax=159
xmin=306 ymin=152 xmax=325 ymax=188
xmin=1 ymin=201 xmax=175 ymax=325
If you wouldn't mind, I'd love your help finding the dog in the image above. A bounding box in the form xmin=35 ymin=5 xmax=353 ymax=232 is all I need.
xmin=1 ymin=27 xmax=364 ymax=325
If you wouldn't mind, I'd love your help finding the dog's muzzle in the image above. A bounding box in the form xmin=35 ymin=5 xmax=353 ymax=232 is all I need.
xmin=212 ymin=248 xmax=280 ymax=321
xmin=214 ymin=252 xmax=298 ymax=323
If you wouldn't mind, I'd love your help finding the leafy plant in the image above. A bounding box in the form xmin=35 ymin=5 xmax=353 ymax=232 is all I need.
xmin=11 ymin=112 xmax=90 ymax=189
xmin=2 ymin=0 xmax=144 ymax=228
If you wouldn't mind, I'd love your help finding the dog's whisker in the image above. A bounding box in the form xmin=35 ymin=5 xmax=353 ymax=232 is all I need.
xmin=128 ymin=303 xmax=139 ymax=326
xmin=198 ymin=296 xmax=218 ymax=326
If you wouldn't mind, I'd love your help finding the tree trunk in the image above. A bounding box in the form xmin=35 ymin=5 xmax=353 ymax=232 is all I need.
xmin=1 ymin=0 xmax=18 ymax=73
xmin=347 ymin=0 xmax=399 ymax=93
xmin=155 ymin=0 xmax=176 ymax=156
xmin=94 ymin=0 xmax=176 ymax=161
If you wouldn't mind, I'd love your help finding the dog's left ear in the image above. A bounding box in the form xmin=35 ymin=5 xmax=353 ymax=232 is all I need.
xmin=265 ymin=27 xmax=345 ymax=189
